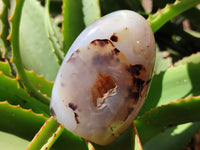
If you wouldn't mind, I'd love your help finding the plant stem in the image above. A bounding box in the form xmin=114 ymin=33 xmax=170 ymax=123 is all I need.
xmin=148 ymin=0 xmax=200 ymax=33
xmin=9 ymin=0 xmax=50 ymax=105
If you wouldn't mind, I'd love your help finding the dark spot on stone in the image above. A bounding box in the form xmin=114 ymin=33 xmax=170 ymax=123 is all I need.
xmin=74 ymin=112 xmax=80 ymax=124
xmin=91 ymin=39 xmax=110 ymax=47
xmin=113 ymin=48 xmax=120 ymax=54
xmin=128 ymin=91 xmax=140 ymax=101
xmin=110 ymin=127 xmax=113 ymax=131
xmin=68 ymin=103 xmax=78 ymax=111
xmin=134 ymin=78 xmax=145 ymax=92
xmin=93 ymin=54 xmax=103 ymax=65
xmin=126 ymin=64 xmax=145 ymax=76
xmin=61 ymin=82 xmax=64 ymax=87
xmin=125 ymin=64 xmax=149 ymax=104
xmin=67 ymin=53 xmax=75 ymax=63
xmin=112 ymin=133 xmax=115 ymax=136
xmin=93 ymin=52 xmax=114 ymax=65
xmin=76 ymin=49 xmax=80 ymax=53
xmin=116 ymin=58 xmax=120 ymax=62
xmin=110 ymin=34 xmax=118 ymax=42
xmin=146 ymin=78 xmax=151 ymax=85
xmin=50 ymin=107 xmax=56 ymax=117
xmin=124 ymin=27 xmax=128 ymax=30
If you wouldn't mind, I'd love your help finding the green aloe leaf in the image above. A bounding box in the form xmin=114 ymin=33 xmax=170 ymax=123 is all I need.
xmin=10 ymin=0 xmax=50 ymax=105
xmin=0 ymin=101 xmax=48 ymax=141
xmin=62 ymin=0 xmax=85 ymax=53
xmin=82 ymin=0 xmax=101 ymax=26
xmin=148 ymin=0 xmax=200 ymax=33
xmin=133 ymin=123 xmax=143 ymax=150
xmin=45 ymin=0 xmax=64 ymax=65
xmin=140 ymin=63 xmax=200 ymax=115
xmin=0 ymin=60 xmax=13 ymax=78
xmin=27 ymin=117 xmax=63 ymax=150
xmin=19 ymin=0 xmax=59 ymax=81
xmin=0 ymin=72 xmax=49 ymax=116
xmin=0 ymin=131 xmax=29 ymax=150
xmin=51 ymin=129 xmax=88 ymax=150
xmin=93 ymin=126 xmax=134 ymax=150
xmin=135 ymin=96 xmax=200 ymax=144
xmin=174 ymin=52 xmax=200 ymax=66
xmin=0 ymin=0 xmax=10 ymax=58
xmin=143 ymin=122 xmax=200 ymax=150
xmin=154 ymin=45 xmax=172 ymax=75
xmin=0 ymin=60 xmax=53 ymax=97
xmin=25 ymin=70 xmax=54 ymax=98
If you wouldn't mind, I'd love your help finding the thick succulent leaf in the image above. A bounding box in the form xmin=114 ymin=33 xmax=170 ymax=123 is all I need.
xmin=135 ymin=96 xmax=200 ymax=144
xmin=148 ymin=0 xmax=200 ymax=33
xmin=133 ymin=123 xmax=143 ymax=150
xmin=174 ymin=52 xmax=200 ymax=66
xmin=45 ymin=0 xmax=64 ymax=65
xmin=10 ymin=0 xmax=50 ymax=105
xmin=28 ymin=117 xmax=88 ymax=150
xmin=0 ymin=60 xmax=53 ymax=97
xmin=143 ymin=122 xmax=200 ymax=150
xmin=154 ymin=46 xmax=172 ymax=74
xmin=27 ymin=117 xmax=63 ymax=150
xmin=0 ymin=0 xmax=10 ymax=58
xmin=82 ymin=0 xmax=101 ymax=26
xmin=93 ymin=126 xmax=134 ymax=150
xmin=0 ymin=101 xmax=48 ymax=141
xmin=139 ymin=63 xmax=200 ymax=115
xmin=0 ymin=72 xmax=49 ymax=116
xmin=25 ymin=70 xmax=54 ymax=98
xmin=0 ymin=131 xmax=29 ymax=150
xmin=19 ymin=0 xmax=59 ymax=81
xmin=62 ymin=0 xmax=85 ymax=53
xmin=0 ymin=60 xmax=13 ymax=78
xmin=51 ymin=129 xmax=88 ymax=150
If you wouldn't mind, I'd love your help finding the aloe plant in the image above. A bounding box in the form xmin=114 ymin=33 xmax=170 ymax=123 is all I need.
xmin=0 ymin=0 xmax=200 ymax=149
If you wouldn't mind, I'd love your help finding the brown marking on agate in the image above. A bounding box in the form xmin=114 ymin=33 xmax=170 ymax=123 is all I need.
xmin=90 ymin=39 xmax=110 ymax=47
xmin=75 ymin=49 xmax=80 ymax=53
xmin=127 ymin=87 xmax=140 ymax=102
xmin=126 ymin=64 xmax=145 ymax=76
xmin=74 ymin=112 xmax=80 ymax=124
xmin=92 ymin=52 xmax=114 ymax=65
xmin=113 ymin=48 xmax=120 ymax=54
xmin=125 ymin=64 xmax=147 ymax=104
xmin=66 ymin=53 xmax=75 ymax=63
xmin=50 ymin=107 xmax=56 ymax=117
xmin=68 ymin=102 xmax=78 ymax=111
xmin=134 ymin=78 xmax=145 ymax=92
xmin=90 ymin=73 xmax=116 ymax=108
xmin=110 ymin=34 xmax=118 ymax=42
xmin=91 ymin=39 xmax=115 ymax=47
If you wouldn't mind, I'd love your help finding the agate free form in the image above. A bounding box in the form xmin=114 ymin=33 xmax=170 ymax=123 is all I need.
xmin=50 ymin=10 xmax=156 ymax=145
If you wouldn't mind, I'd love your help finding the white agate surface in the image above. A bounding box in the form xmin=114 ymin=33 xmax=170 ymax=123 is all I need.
xmin=50 ymin=10 xmax=156 ymax=145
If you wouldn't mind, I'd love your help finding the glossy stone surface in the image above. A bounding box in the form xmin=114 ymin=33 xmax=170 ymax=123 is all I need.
xmin=50 ymin=10 xmax=156 ymax=145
